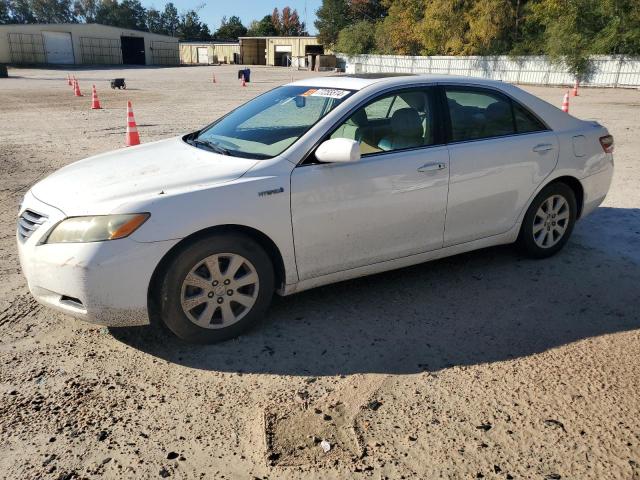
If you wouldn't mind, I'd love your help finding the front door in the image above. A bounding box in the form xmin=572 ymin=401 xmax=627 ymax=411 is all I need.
xmin=291 ymin=87 xmax=450 ymax=280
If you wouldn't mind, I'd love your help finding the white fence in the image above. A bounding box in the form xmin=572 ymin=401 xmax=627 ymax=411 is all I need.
xmin=336 ymin=54 xmax=640 ymax=88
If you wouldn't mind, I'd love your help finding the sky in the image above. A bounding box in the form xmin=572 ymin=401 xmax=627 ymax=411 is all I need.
xmin=139 ymin=0 xmax=323 ymax=35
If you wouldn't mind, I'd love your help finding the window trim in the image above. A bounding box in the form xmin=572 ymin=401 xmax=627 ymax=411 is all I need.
xmin=297 ymin=85 xmax=447 ymax=166
xmin=438 ymin=84 xmax=551 ymax=145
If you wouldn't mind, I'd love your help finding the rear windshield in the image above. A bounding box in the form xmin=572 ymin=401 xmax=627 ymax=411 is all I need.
xmin=193 ymin=85 xmax=355 ymax=159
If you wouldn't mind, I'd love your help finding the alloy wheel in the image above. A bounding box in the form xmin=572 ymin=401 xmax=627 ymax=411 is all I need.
xmin=180 ymin=253 xmax=259 ymax=329
xmin=532 ymin=194 xmax=570 ymax=249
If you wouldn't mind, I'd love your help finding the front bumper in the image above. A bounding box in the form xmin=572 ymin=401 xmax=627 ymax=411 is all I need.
xmin=17 ymin=192 xmax=178 ymax=327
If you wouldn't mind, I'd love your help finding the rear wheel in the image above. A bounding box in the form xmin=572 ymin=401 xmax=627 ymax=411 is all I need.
xmin=159 ymin=233 xmax=274 ymax=343
xmin=518 ymin=182 xmax=577 ymax=258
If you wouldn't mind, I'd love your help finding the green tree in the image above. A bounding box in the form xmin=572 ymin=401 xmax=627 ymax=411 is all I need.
xmin=247 ymin=14 xmax=277 ymax=36
xmin=591 ymin=0 xmax=640 ymax=55
xmin=527 ymin=0 xmax=602 ymax=79
xmin=464 ymin=0 xmax=515 ymax=55
xmin=350 ymin=0 xmax=386 ymax=21
xmin=146 ymin=6 xmax=162 ymax=33
xmin=0 ymin=0 xmax=11 ymax=23
xmin=122 ymin=0 xmax=146 ymax=29
xmin=336 ymin=19 xmax=376 ymax=54
xmin=272 ymin=6 xmax=306 ymax=35
xmin=73 ymin=0 xmax=98 ymax=22
xmin=376 ymin=0 xmax=422 ymax=55
xmin=7 ymin=0 xmax=75 ymax=23
xmin=35 ymin=0 xmax=75 ymax=22
xmin=7 ymin=0 xmax=35 ymax=23
xmin=315 ymin=0 xmax=351 ymax=47
xmin=161 ymin=2 xmax=179 ymax=36
xmin=421 ymin=0 xmax=467 ymax=55
xmin=214 ymin=15 xmax=247 ymax=41
xmin=178 ymin=8 xmax=210 ymax=40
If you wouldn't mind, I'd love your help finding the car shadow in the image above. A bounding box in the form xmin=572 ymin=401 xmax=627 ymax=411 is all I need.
xmin=110 ymin=207 xmax=640 ymax=375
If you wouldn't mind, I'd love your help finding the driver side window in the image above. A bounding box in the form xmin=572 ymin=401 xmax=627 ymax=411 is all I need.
xmin=330 ymin=88 xmax=436 ymax=155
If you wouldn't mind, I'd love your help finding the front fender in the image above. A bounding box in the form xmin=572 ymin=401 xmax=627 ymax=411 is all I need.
xmin=127 ymin=174 xmax=297 ymax=285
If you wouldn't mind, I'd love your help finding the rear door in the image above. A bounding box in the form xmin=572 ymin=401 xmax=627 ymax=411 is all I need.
xmin=442 ymin=86 xmax=559 ymax=246
xmin=43 ymin=31 xmax=74 ymax=64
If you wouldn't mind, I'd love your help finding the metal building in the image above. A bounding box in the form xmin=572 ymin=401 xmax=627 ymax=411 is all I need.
xmin=0 ymin=23 xmax=179 ymax=66
xmin=239 ymin=36 xmax=324 ymax=67
xmin=179 ymin=41 xmax=240 ymax=65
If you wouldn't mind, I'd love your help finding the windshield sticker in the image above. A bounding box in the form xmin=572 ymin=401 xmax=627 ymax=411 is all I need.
xmin=309 ymin=88 xmax=350 ymax=99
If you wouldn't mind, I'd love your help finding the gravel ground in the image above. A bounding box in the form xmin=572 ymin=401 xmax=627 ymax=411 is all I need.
xmin=0 ymin=65 xmax=639 ymax=480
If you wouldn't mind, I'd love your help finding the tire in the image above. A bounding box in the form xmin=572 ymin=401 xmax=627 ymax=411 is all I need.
xmin=159 ymin=233 xmax=274 ymax=343
xmin=517 ymin=182 xmax=577 ymax=258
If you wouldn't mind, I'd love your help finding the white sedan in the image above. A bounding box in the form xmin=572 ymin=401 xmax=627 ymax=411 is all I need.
xmin=17 ymin=74 xmax=614 ymax=343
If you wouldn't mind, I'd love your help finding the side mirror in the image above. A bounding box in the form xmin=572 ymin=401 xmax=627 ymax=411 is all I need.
xmin=315 ymin=138 xmax=361 ymax=164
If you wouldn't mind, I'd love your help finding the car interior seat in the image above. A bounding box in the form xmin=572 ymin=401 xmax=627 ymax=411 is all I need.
xmin=400 ymin=92 xmax=432 ymax=144
xmin=484 ymin=101 xmax=513 ymax=137
xmin=333 ymin=109 xmax=368 ymax=142
xmin=331 ymin=109 xmax=380 ymax=154
xmin=378 ymin=108 xmax=424 ymax=151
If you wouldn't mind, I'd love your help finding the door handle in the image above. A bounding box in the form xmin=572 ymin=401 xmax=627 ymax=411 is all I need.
xmin=532 ymin=143 xmax=554 ymax=153
xmin=418 ymin=162 xmax=447 ymax=173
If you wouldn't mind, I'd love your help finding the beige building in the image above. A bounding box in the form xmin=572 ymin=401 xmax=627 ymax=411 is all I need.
xmin=179 ymin=42 xmax=240 ymax=65
xmin=0 ymin=23 xmax=179 ymax=66
xmin=239 ymin=36 xmax=324 ymax=67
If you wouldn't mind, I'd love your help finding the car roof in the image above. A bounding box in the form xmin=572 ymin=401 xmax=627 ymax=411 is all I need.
xmin=289 ymin=73 xmax=586 ymax=133
xmin=290 ymin=73 xmax=508 ymax=91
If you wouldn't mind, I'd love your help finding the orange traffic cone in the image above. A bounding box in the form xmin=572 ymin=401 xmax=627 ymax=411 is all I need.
xmin=212 ymin=72 xmax=216 ymax=83
xmin=125 ymin=101 xmax=140 ymax=146
xmin=241 ymin=74 xmax=246 ymax=87
xmin=67 ymin=73 xmax=72 ymax=86
xmin=91 ymin=84 xmax=102 ymax=109
xmin=74 ymin=79 xmax=83 ymax=97
xmin=561 ymin=91 xmax=569 ymax=113
xmin=572 ymin=80 xmax=579 ymax=97
xmin=72 ymin=75 xmax=77 ymax=89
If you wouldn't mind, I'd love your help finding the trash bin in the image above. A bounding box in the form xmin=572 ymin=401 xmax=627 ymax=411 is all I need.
xmin=237 ymin=68 xmax=251 ymax=82
xmin=0 ymin=65 xmax=8 ymax=78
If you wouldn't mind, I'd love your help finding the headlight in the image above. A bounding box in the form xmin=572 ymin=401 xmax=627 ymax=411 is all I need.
xmin=45 ymin=213 xmax=150 ymax=244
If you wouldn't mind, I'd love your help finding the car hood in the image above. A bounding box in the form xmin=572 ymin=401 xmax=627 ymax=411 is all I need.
xmin=31 ymin=137 xmax=259 ymax=216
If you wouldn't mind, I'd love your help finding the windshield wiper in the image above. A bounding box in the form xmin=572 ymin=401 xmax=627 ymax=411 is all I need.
xmin=190 ymin=138 xmax=230 ymax=156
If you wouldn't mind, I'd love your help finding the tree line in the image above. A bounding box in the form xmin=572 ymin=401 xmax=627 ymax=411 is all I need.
xmin=0 ymin=0 xmax=307 ymax=41
xmin=315 ymin=0 xmax=640 ymax=78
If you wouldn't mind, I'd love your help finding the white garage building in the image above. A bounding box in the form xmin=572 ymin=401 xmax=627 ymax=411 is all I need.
xmin=0 ymin=23 xmax=179 ymax=66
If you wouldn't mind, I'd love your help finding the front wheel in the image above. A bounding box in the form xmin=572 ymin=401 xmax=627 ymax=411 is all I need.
xmin=159 ymin=233 xmax=274 ymax=343
xmin=517 ymin=182 xmax=577 ymax=258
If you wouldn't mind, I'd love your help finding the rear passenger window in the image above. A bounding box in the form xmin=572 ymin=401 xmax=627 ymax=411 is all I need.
xmin=513 ymin=102 xmax=547 ymax=133
xmin=446 ymin=89 xmax=515 ymax=141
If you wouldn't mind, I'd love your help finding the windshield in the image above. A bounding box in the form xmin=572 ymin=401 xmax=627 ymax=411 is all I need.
xmin=193 ymin=85 xmax=354 ymax=159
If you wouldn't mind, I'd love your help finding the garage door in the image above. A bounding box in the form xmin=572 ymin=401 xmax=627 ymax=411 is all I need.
xmin=43 ymin=31 xmax=74 ymax=64
xmin=197 ymin=47 xmax=208 ymax=64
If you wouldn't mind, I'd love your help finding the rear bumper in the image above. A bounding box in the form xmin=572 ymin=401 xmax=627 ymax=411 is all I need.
xmin=580 ymin=162 xmax=614 ymax=218
xmin=17 ymin=192 xmax=178 ymax=327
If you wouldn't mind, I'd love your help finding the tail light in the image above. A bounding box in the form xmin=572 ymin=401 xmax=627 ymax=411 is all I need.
xmin=599 ymin=135 xmax=614 ymax=153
